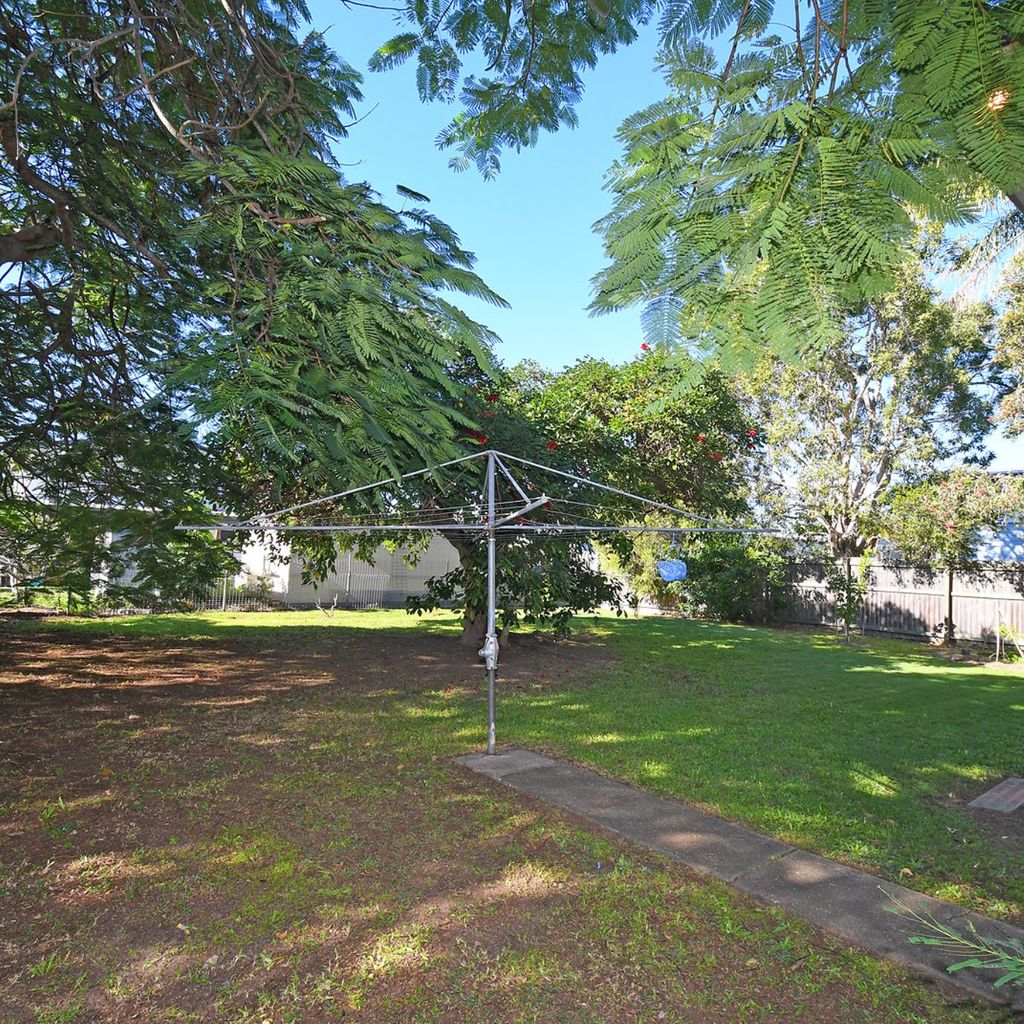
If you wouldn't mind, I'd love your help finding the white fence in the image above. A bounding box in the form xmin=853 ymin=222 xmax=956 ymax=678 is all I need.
xmin=178 ymin=577 xmax=280 ymax=612
xmin=786 ymin=561 xmax=1024 ymax=642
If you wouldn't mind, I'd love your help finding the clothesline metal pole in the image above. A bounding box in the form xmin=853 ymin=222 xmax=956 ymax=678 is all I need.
xmin=485 ymin=449 xmax=498 ymax=755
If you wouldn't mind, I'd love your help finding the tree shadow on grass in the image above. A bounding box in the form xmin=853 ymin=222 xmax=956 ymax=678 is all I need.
xmin=0 ymin=647 xmax=1005 ymax=1024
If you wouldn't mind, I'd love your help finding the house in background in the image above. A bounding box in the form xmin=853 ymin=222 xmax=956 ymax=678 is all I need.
xmin=975 ymin=519 xmax=1024 ymax=562
xmin=234 ymin=533 xmax=461 ymax=609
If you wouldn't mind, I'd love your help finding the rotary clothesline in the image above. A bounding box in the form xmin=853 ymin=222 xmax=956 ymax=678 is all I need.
xmin=180 ymin=449 xmax=777 ymax=754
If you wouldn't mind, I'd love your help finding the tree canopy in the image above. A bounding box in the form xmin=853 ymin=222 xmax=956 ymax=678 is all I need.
xmin=879 ymin=468 xmax=1024 ymax=643
xmin=503 ymin=349 xmax=756 ymax=512
xmin=1 ymin=0 xmax=503 ymax=601
xmin=6 ymin=0 xmax=1021 ymax=604
xmin=881 ymin=469 xmax=1024 ymax=569
xmin=745 ymin=266 xmax=1005 ymax=556
xmin=284 ymin=350 xmax=753 ymax=641
xmin=369 ymin=0 xmax=1024 ymax=364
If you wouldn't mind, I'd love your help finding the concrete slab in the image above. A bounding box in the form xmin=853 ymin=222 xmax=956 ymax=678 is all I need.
xmin=455 ymin=749 xmax=559 ymax=779
xmin=968 ymin=777 xmax=1024 ymax=813
xmin=732 ymin=849 xmax=1012 ymax=1002
xmin=499 ymin=763 xmax=793 ymax=882
xmin=456 ymin=748 xmax=1024 ymax=1010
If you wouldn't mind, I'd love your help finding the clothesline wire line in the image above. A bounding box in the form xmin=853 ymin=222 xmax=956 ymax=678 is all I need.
xmin=244 ymin=460 xmax=496 ymax=528
xmin=259 ymin=448 xmax=715 ymax=525
xmin=190 ymin=450 xmax=778 ymax=537
xmin=491 ymin=451 xmax=723 ymax=526
xmin=207 ymin=523 xmax=776 ymax=535
xmin=253 ymin=449 xmax=490 ymax=521
xmin=540 ymin=495 xmax=750 ymax=527
xmin=289 ymin=499 xmax=522 ymax=525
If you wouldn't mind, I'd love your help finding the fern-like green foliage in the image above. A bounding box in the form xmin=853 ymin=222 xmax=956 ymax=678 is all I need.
xmin=588 ymin=0 xmax=1024 ymax=364
xmin=369 ymin=0 xmax=660 ymax=177
xmin=179 ymin=146 xmax=505 ymax=507
xmin=1 ymin=0 xmax=506 ymax=603
xmin=359 ymin=0 xmax=1024 ymax=369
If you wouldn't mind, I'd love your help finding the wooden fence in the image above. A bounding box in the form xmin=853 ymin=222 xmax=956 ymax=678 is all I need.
xmin=786 ymin=560 xmax=1024 ymax=642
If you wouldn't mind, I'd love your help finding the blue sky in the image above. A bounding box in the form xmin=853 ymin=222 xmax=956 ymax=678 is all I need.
xmin=309 ymin=0 xmax=662 ymax=367
xmin=306 ymin=1 xmax=1023 ymax=469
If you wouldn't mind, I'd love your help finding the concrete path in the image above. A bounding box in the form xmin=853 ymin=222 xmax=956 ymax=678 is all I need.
xmin=456 ymin=748 xmax=1024 ymax=1011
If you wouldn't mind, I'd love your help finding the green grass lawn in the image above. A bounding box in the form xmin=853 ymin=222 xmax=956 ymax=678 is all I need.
xmin=495 ymin=615 xmax=1024 ymax=922
xmin=27 ymin=608 xmax=1024 ymax=921
xmin=3 ymin=609 xmax=1021 ymax=1021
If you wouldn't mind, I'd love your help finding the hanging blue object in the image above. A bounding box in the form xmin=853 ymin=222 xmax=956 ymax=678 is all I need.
xmin=656 ymin=559 xmax=688 ymax=583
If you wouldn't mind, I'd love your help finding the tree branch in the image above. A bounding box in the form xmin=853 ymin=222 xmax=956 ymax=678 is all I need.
xmin=0 ymin=222 xmax=62 ymax=263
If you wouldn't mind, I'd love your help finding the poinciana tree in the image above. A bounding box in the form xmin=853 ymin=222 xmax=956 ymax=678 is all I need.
xmin=414 ymin=349 xmax=755 ymax=640
xmin=744 ymin=268 xmax=1006 ymax=557
xmin=363 ymin=0 xmax=1024 ymax=365
xmin=589 ymin=2 xmax=1024 ymax=361
xmin=402 ymin=372 xmax=629 ymax=644
xmin=0 ymin=0 xmax=502 ymax=601
xmin=879 ymin=470 xmax=1024 ymax=643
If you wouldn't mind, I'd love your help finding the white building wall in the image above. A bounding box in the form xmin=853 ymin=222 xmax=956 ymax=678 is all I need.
xmin=234 ymin=536 xmax=289 ymax=594
xmin=283 ymin=534 xmax=461 ymax=608
xmin=975 ymin=519 xmax=1024 ymax=562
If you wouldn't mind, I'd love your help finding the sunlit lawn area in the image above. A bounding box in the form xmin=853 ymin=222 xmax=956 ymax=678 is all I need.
xmin=29 ymin=607 xmax=1024 ymax=919
xmin=499 ymin=615 xmax=1024 ymax=923
xmin=1 ymin=608 xmax=1021 ymax=1022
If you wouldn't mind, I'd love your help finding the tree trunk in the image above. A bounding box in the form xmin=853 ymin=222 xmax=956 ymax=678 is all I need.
xmin=460 ymin=610 xmax=486 ymax=647
xmin=447 ymin=530 xmax=488 ymax=646
xmin=943 ymin=565 xmax=956 ymax=646
xmin=844 ymin=556 xmax=852 ymax=642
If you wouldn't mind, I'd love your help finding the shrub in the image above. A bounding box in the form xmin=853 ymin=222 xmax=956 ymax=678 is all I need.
xmin=617 ymin=532 xmax=794 ymax=624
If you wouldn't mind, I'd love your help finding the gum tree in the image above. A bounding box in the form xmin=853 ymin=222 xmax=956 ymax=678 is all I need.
xmin=745 ymin=269 xmax=1005 ymax=559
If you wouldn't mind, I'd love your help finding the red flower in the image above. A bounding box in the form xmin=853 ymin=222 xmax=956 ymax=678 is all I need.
xmin=640 ymin=342 xmax=649 ymax=351
xmin=468 ymin=431 xmax=488 ymax=444
xmin=486 ymin=393 xmax=498 ymax=402
xmin=710 ymin=452 xmax=723 ymax=461
xmin=747 ymin=428 xmax=758 ymax=436
xmin=697 ymin=433 xmax=707 ymax=442
xmin=545 ymin=441 xmax=558 ymax=451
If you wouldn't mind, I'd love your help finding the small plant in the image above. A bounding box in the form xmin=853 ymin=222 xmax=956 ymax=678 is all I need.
xmin=888 ymin=893 xmax=1024 ymax=989
xmin=995 ymin=619 xmax=1024 ymax=663
xmin=824 ymin=555 xmax=870 ymax=639
xmin=39 ymin=798 xmax=78 ymax=844
xmin=28 ymin=952 xmax=61 ymax=978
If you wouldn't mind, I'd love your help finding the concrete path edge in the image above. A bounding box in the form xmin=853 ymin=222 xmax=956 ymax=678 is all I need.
xmin=455 ymin=747 xmax=1024 ymax=1012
